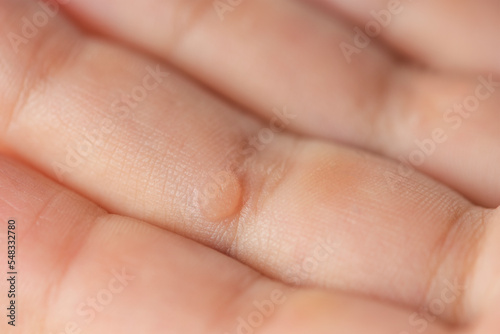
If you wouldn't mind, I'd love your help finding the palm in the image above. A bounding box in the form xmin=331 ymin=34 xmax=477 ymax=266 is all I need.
xmin=0 ymin=0 xmax=499 ymax=333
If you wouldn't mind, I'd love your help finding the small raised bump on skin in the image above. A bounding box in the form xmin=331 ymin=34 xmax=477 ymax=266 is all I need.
xmin=198 ymin=171 xmax=243 ymax=222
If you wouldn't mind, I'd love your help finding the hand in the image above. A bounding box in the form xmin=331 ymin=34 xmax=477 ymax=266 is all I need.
xmin=0 ymin=0 xmax=499 ymax=333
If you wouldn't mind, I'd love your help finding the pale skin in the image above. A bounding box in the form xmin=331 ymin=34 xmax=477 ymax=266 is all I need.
xmin=0 ymin=0 xmax=499 ymax=332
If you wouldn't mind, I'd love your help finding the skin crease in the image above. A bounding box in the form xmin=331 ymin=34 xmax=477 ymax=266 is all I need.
xmin=309 ymin=0 xmax=500 ymax=74
xmin=0 ymin=0 xmax=499 ymax=333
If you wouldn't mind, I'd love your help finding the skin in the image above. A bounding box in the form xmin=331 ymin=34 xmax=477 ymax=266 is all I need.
xmin=0 ymin=0 xmax=499 ymax=332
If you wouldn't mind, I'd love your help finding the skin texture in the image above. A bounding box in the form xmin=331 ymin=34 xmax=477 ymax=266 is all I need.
xmin=0 ymin=0 xmax=499 ymax=333
xmin=56 ymin=0 xmax=500 ymax=207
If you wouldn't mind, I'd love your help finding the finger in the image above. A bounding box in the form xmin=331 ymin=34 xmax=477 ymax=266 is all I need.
xmin=0 ymin=155 xmax=458 ymax=334
xmin=0 ymin=0 xmax=496 ymax=322
xmin=55 ymin=0 xmax=500 ymax=206
xmin=308 ymin=0 xmax=500 ymax=74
